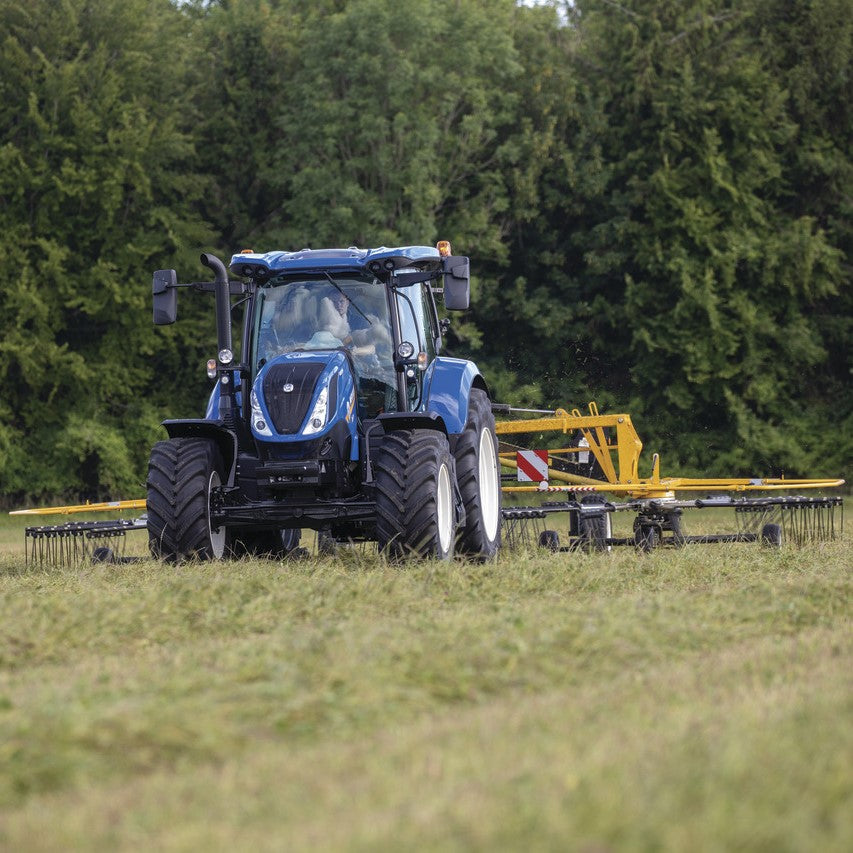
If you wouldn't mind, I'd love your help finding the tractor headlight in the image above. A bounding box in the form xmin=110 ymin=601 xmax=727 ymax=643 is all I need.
xmin=303 ymin=386 xmax=329 ymax=435
xmin=251 ymin=389 xmax=272 ymax=437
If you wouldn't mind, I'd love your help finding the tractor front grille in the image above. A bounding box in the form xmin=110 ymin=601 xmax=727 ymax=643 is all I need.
xmin=263 ymin=362 xmax=326 ymax=434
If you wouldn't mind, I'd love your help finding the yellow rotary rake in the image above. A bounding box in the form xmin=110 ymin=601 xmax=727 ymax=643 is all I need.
xmin=10 ymin=501 xmax=147 ymax=567
xmin=9 ymin=402 xmax=844 ymax=564
xmin=495 ymin=401 xmax=844 ymax=552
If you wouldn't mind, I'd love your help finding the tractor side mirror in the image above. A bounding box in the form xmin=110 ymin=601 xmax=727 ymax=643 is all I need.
xmin=152 ymin=269 xmax=178 ymax=324
xmin=442 ymin=255 xmax=470 ymax=310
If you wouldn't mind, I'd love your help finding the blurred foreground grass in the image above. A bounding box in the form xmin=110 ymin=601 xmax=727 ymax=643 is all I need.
xmin=0 ymin=513 xmax=850 ymax=851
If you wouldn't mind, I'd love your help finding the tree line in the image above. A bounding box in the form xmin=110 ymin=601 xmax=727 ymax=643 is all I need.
xmin=0 ymin=0 xmax=849 ymax=503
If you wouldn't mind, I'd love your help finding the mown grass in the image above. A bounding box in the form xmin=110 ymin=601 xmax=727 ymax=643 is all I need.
xmin=0 ymin=513 xmax=850 ymax=851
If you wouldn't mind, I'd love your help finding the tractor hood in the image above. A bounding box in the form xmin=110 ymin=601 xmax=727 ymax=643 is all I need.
xmin=248 ymin=350 xmax=357 ymax=449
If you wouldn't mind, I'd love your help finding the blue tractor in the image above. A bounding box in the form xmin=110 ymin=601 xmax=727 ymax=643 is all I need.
xmin=147 ymin=244 xmax=501 ymax=561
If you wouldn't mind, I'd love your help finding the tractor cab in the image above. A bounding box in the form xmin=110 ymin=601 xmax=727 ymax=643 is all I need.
xmin=232 ymin=244 xmax=464 ymax=425
xmin=250 ymin=271 xmax=398 ymax=419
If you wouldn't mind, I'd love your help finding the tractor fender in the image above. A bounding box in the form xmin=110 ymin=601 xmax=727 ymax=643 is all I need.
xmin=161 ymin=419 xmax=239 ymax=486
xmin=377 ymin=411 xmax=447 ymax=435
xmin=422 ymin=357 xmax=489 ymax=436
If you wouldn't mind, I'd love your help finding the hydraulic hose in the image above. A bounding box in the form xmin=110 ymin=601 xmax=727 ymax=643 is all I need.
xmin=200 ymin=252 xmax=235 ymax=425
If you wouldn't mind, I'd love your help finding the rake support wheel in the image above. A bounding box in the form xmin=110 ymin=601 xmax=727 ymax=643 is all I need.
xmin=633 ymin=520 xmax=660 ymax=553
xmin=147 ymin=437 xmax=226 ymax=562
xmin=453 ymin=389 xmax=502 ymax=559
xmin=761 ymin=522 xmax=783 ymax=547
xmin=579 ymin=496 xmax=612 ymax=552
xmin=539 ymin=529 xmax=560 ymax=551
xmin=374 ymin=429 xmax=455 ymax=560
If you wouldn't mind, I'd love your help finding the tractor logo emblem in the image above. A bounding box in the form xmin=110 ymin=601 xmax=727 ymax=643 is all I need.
xmin=283 ymin=383 xmax=294 ymax=393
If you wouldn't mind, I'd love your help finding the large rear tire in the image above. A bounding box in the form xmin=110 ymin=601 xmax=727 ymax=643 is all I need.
xmin=374 ymin=429 xmax=455 ymax=560
xmin=454 ymin=389 xmax=501 ymax=559
xmin=147 ymin=438 xmax=226 ymax=562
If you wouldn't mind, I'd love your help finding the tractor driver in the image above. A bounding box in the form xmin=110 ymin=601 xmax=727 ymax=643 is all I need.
xmin=309 ymin=286 xmax=391 ymax=360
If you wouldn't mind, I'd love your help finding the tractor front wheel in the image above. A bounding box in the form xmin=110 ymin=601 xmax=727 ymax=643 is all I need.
xmin=147 ymin=437 xmax=226 ymax=562
xmin=374 ymin=429 xmax=455 ymax=560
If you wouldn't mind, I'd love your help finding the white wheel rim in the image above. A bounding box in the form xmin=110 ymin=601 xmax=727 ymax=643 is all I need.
xmin=208 ymin=470 xmax=226 ymax=558
xmin=436 ymin=462 xmax=453 ymax=554
xmin=478 ymin=428 xmax=500 ymax=541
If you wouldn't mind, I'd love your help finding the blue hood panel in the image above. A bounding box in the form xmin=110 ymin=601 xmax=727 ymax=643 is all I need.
xmin=250 ymin=351 xmax=359 ymax=459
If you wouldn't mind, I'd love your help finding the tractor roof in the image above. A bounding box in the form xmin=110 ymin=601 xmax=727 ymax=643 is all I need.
xmin=230 ymin=245 xmax=441 ymax=279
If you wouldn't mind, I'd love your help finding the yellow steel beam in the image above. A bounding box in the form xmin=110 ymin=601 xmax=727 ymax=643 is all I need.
xmin=495 ymin=404 xmax=643 ymax=485
xmin=502 ymin=478 xmax=845 ymax=499
xmin=10 ymin=499 xmax=147 ymax=516
xmin=496 ymin=402 xmax=844 ymax=498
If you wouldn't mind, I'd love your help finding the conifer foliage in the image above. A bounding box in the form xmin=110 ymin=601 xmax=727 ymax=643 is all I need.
xmin=0 ymin=0 xmax=849 ymax=501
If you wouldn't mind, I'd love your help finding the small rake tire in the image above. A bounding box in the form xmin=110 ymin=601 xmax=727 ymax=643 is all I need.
xmin=317 ymin=530 xmax=339 ymax=556
xmin=579 ymin=514 xmax=612 ymax=551
xmin=539 ymin=529 xmax=560 ymax=551
xmin=374 ymin=429 xmax=455 ymax=560
xmin=454 ymin=389 xmax=502 ymax=559
xmin=579 ymin=496 xmax=612 ymax=552
xmin=633 ymin=520 xmax=660 ymax=553
xmin=761 ymin=522 xmax=783 ymax=547
xmin=667 ymin=511 xmax=686 ymax=547
xmin=147 ymin=438 xmax=226 ymax=562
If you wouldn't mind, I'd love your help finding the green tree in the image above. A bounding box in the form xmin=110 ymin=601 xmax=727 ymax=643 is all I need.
xmin=475 ymin=0 xmax=590 ymax=407
xmin=257 ymin=0 xmax=570 ymax=405
xmin=257 ymin=0 xmax=524 ymax=253
xmin=0 ymin=0 xmax=214 ymax=502
xmin=743 ymin=0 xmax=853 ymax=474
xmin=183 ymin=0 xmax=299 ymax=248
xmin=485 ymin=0 xmax=848 ymax=475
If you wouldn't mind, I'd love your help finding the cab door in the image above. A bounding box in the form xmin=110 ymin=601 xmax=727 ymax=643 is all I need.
xmin=395 ymin=282 xmax=437 ymax=411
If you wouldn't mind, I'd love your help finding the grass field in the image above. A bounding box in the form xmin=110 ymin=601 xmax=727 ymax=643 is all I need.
xmin=0 ymin=509 xmax=850 ymax=851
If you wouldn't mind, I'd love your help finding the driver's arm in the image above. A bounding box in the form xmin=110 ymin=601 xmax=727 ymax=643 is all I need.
xmin=350 ymin=314 xmax=390 ymax=354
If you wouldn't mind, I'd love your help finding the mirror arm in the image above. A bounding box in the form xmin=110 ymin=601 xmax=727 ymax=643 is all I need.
xmin=393 ymin=269 xmax=443 ymax=287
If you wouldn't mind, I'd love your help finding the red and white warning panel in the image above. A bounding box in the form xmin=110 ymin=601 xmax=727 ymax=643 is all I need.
xmin=516 ymin=450 xmax=549 ymax=482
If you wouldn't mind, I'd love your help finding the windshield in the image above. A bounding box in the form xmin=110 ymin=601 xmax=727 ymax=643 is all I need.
xmin=251 ymin=272 xmax=397 ymax=413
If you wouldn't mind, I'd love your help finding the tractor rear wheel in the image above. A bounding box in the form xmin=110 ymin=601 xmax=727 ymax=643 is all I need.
xmin=147 ymin=437 xmax=226 ymax=562
xmin=454 ymin=389 xmax=501 ymax=559
xmin=374 ymin=429 xmax=455 ymax=560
